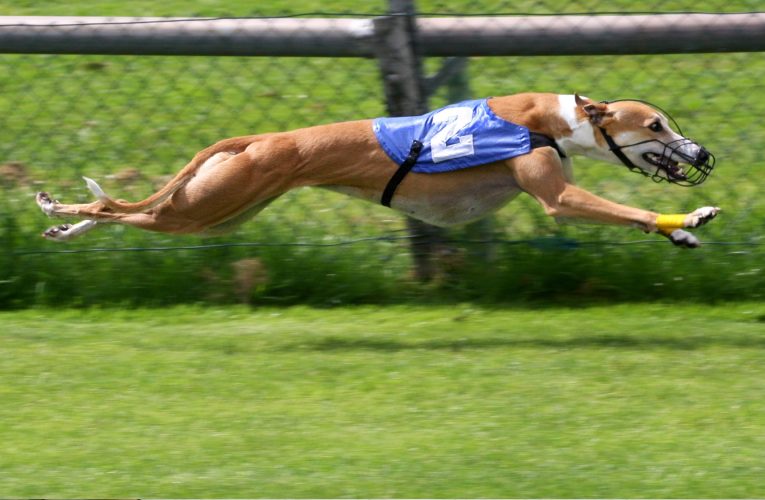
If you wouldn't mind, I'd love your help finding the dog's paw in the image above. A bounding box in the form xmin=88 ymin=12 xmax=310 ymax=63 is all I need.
xmin=36 ymin=192 xmax=58 ymax=216
xmin=42 ymin=224 xmax=72 ymax=242
xmin=666 ymin=229 xmax=701 ymax=248
xmin=685 ymin=206 xmax=720 ymax=228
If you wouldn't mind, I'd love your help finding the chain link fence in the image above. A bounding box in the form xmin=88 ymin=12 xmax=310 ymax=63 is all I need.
xmin=1 ymin=1 xmax=763 ymax=307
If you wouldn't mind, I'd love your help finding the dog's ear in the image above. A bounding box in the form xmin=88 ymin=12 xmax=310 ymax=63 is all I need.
xmin=575 ymin=93 xmax=614 ymax=126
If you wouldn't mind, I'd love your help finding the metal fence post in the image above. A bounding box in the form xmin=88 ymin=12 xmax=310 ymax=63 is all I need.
xmin=373 ymin=0 xmax=447 ymax=282
xmin=444 ymin=62 xmax=496 ymax=261
xmin=441 ymin=59 xmax=497 ymax=262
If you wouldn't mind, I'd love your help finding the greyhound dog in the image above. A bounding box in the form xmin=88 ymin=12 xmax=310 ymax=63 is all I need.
xmin=36 ymin=93 xmax=719 ymax=247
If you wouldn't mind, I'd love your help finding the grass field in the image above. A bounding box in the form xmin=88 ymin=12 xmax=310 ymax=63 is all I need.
xmin=2 ymin=303 xmax=765 ymax=497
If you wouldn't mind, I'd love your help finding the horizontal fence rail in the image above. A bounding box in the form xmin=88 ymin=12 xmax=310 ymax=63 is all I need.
xmin=1 ymin=14 xmax=765 ymax=57
xmin=0 ymin=17 xmax=376 ymax=57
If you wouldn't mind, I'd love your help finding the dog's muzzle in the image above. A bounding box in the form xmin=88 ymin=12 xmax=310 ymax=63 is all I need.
xmin=599 ymin=127 xmax=715 ymax=187
xmin=639 ymin=137 xmax=715 ymax=187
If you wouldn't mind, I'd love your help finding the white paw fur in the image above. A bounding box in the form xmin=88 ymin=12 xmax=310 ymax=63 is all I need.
xmin=685 ymin=206 xmax=720 ymax=228
xmin=667 ymin=229 xmax=701 ymax=248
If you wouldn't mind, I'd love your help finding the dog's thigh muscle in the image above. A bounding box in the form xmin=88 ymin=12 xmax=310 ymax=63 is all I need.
xmin=165 ymin=138 xmax=300 ymax=231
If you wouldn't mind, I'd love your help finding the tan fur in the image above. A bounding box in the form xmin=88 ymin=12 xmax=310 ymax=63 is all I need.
xmin=488 ymin=93 xmax=573 ymax=139
xmin=35 ymin=92 xmax=718 ymax=245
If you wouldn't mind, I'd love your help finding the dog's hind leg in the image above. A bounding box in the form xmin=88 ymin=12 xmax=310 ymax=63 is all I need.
xmin=41 ymin=220 xmax=99 ymax=242
xmin=36 ymin=191 xmax=106 ymax=219
xmin=36 ymin=135 xmax=303 ymax=237
xmin=35 ymin=150 xmax=248 ymax=234
xmin=36 ymin=150 xmax=241 ymax=221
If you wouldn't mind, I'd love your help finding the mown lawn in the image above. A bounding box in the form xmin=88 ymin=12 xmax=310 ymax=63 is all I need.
xmin=1 ymin=303 xmax=764 ymax=497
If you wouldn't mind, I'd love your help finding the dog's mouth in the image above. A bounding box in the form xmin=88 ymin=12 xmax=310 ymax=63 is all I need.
xmin=642 ymin=152 xmax=687 ymax=181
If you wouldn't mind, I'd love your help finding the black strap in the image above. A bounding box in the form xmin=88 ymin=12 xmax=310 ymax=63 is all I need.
xmin=598 ymin=126 xmax=639 ymax=169
xmin=529 ymin=132 xmax=567 ymax=159
xmin=381 ymin=140 xmax=423 ymax=207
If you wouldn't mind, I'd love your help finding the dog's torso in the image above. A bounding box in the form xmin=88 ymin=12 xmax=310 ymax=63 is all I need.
xmin=169 ymin=93 xmax=579 ymax=228
xmin=269 ymin=118 xmax=523 ymax=226
xmin=283 ymin=94 xmax=569 ymax=226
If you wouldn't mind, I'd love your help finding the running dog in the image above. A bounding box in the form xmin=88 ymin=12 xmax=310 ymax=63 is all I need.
xmin=36 ymin=93 xmax=719 ymax=247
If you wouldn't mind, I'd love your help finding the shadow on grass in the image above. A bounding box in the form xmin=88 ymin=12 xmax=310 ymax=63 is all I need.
xmin=286 ymin=333 xmax=765 ymax=352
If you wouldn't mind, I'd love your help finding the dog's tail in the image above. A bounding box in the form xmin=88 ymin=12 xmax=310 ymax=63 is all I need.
xmin=83 ymin=175 xmax=187 ymax=215
xmin=82 ymin=135 xmax=260 ymax=214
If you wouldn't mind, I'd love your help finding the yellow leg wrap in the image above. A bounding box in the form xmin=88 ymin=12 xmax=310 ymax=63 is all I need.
xmin=656 ymin=213 xmax=687 ymax=235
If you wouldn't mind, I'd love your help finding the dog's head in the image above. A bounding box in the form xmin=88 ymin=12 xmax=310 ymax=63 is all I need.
xmin=574 ymin=94 xmax=714 ymax=186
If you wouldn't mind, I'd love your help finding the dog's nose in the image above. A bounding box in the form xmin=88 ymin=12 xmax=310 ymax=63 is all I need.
xmin=694 ymin=147 xmax=710 ymax=167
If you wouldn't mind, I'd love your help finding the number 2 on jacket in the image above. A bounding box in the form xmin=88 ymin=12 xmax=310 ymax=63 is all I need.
xmin=430 ymin=107 xmax=475 ymax=163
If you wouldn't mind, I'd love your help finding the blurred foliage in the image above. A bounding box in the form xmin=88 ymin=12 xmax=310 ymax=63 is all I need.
xmin=1 ymin=0 xmax=763 ymax=15
xmin=0 ymin=1 xmax=763 ymax=307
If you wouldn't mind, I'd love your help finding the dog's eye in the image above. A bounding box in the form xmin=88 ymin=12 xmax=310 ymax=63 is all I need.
xmin=649 ymin=122 xmax=663 ymax=133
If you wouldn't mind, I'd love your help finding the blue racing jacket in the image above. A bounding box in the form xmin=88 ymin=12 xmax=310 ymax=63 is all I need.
xmin=372 ymin=98 xmax=532 ymax=173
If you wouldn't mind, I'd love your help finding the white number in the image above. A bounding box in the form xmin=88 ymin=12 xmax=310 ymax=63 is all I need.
xmin=430 ymin=106 xmax=475 ymax=163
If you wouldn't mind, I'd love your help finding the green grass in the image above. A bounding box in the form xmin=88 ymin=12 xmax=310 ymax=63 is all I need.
xmin=0 ymin=0 xmax=761 ymax=15
xmin=1 ymin=303 xmax=765 ymax=497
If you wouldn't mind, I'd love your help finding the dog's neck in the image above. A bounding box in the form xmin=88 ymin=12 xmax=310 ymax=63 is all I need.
xmin=553 ymin=94 xmax=614 ymax=163
xmin=489 ymin=93 xmax=614 ymax=163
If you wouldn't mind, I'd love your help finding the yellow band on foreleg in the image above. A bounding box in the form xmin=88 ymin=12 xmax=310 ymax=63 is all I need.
xmin=656 ymin=213 xmax=687 ymax=234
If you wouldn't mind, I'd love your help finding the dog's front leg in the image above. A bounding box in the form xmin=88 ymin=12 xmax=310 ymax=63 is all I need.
xmin=508 ymin=151 xmax=718 ymax=247
xmin=510 ymin=151 xmax=659 ymax=229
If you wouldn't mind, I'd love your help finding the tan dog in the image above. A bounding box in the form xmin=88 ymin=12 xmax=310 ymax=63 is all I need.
xmin=36 ymin=93 xmax=719 ymax=247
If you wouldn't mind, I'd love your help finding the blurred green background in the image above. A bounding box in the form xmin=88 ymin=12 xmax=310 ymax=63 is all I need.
xmin=1 ymin=0 xmax=763 ymax=307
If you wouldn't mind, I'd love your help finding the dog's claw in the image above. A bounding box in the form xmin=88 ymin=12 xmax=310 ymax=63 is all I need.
xmin=42 ymin=224 xmax=72 ymax=241
xmin=667 ymin=229 xmax=701 ymax=248
xmin=36 ymin=191 xmax=58 ymax=217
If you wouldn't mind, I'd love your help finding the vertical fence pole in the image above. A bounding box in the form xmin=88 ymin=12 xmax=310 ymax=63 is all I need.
xmin=443 ymin=60 xmax=497 ymax=261
xmin=373 ymin=0 xmax=446 ymax=281
xmin=373 ymin=0 xmax=426 ymax=116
